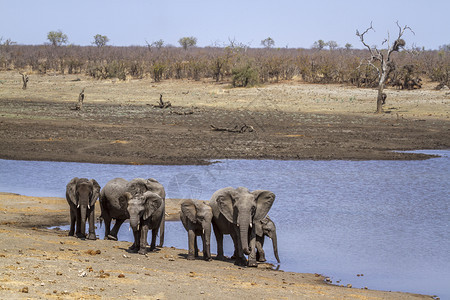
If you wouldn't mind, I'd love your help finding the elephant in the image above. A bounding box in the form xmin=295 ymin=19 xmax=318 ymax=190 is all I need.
xmin=66 ymin=177 xmax=101 ymax=240
xmin=254 ymin=216 xmax=280 ymax=263
xmin=209 ymin=187 xmax=275 ymax=267
xmin=99 ymin=178 xmax=165 ymax=254
xmin=180 ymin=199 xmax=213 ymax=261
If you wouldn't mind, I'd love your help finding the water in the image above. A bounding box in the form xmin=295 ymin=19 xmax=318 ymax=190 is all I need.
xmin=0 ymin=150 xmax=448 ymax=298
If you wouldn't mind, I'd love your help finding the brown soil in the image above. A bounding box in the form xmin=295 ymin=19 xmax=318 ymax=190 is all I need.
xmin=0 ymin=71 xmax=447 ymax=298
xmin=0 ymin=193 xmax=434 ymax=299
xmin=0 ymin=71 xmax=449 ymax=164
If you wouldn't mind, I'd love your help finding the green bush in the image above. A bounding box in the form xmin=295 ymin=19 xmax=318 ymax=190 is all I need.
xmin=152 ymin=62 xmax=166 ymax=82
xmin=231 ymin=64 xmax=259 ymax=87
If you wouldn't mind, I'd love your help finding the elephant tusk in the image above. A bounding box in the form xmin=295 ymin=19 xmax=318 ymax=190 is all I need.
xmin=77 ymin=204 xmax=80 ymax=209
xmin=250 ymin=222 xmax=253 ymax=228
xmin=203 ymin=229 xmax=205 ymax=235
xmin=137 ymin=224 xmax=140 ymax=231
xmin=88 ymin=204 xmax=90 ymax=210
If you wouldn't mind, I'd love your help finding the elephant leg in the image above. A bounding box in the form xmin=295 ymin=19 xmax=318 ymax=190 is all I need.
xmin=231 ymin=228 xmax=247 ymax=266
xmin=100 ymin=201 xmax=111 ymax=239
xmin=247 ymin=231 xmax=257 ymax=267
xmin=158 ymin=211 xmax=165 ymax=247
xmin=86 ymin=207 xmax=96 ymax=240
xmin=187 ymin=229 xmax=195 ymax=260
xmin=148 ymin=225 xmax=158 ymax=252
xmin=102 ymin=214 xmax=112 ymax=240
xmin=212 ymin=223 xmax=225 ymax=260
xmin=68 ymin=207 xmax=76 ymax=236
xmin=109 ymin=219 xmax=125 ymax=240
xmin=129 ymin=229 xmax=140 ymax=253
xmin=138 ymin=225 xmax=149 ymax=255
xmin=256 ymin=236 xmax=266 ymax=262
xmin=194 ymin=236 xmax=199 ymax=257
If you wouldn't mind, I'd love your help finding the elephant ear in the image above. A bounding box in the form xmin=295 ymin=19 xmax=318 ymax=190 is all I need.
xmin=127 ymin=178 xmax=148 ymax=196
xmin=143 ymin=191 xmax=163 ymax=220
xmin=215 ymin=190 xmax=236 ymax=224
xmin=252 ymin=190 xmax=275 ymax=221
xmin=181 ymin=199 xmax=197 ymax=224
xmin=66 ymin=177 xmax=79 ymax=206
xmin=146 ymin=178 xmax=166 ymax=199
xmin=89 ymin=179 xmax=101 ymax=207
xmin=255 ymin=219 xmax=264 ymax=237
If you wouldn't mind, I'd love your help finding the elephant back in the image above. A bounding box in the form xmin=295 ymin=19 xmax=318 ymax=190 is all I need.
xmin=100 ymin=178 xmax=130 ymax=218
xmin=101 ymin=178 xmax=128 ymax=199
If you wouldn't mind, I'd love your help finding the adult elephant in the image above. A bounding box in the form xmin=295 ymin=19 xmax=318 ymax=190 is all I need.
xmin=99 ymin=178 xmax=165 ymax=254
xmin=254 ymin=216 xmax=280 ymax=263
xmin=180 ymin=199 xmax=213 ymax=261
xmin=66 ymin=177 xmax=101 ymax=240
xmin=209 ymin=187 xmax=275 ymax=267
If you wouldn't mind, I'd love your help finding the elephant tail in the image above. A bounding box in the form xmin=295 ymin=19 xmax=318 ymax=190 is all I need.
xmin=98 ymin=216 xmax=103 ymax=228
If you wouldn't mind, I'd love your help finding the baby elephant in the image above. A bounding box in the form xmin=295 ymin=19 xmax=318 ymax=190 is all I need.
xmin=255 ymin=216 xmax=280 ymax=263
xmin=180 ymin=199 xmax=213 ymax=261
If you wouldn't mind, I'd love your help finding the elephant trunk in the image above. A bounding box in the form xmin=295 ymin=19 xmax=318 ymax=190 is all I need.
xmin=203 ymin=225 xmax=212 ymax=258
xmin=239 ymin=218 xmax=251 ymax=255
xmin=80 ymin=204 xmax=87 ymax=237
xmin=271 ymin=233 xmax=280 ymax=263
xmin=129 ymin=215 xmax=140 ymax=231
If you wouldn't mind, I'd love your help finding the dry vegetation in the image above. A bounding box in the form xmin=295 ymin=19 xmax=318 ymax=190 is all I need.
xmin=1 ymin=43 xmax=449 ymax=90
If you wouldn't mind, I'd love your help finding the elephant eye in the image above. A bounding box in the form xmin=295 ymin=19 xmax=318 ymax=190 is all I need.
xmin=251 ymin=206 xmax=256 ymax=215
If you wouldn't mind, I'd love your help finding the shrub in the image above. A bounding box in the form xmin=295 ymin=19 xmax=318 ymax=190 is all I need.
xmin=152 ymin=62 xmax=166 ymax=82
xmin=232 ymin=63 xmax=259 ymax=87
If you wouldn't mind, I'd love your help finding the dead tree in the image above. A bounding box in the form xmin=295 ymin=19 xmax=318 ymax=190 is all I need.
xmin=75 ymin=89 xmax=85 ymax=110
xmin=154 ymin=94 xmax=171 ymax=108
xmin=19 ymin=72 xmax=28 ymax=90
xmin=356 ymin=22 xmax=414 ymax=113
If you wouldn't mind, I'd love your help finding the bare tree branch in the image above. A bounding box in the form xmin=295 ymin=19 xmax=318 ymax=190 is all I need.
xmin=356 ymin=22 xmax=414 ymax=113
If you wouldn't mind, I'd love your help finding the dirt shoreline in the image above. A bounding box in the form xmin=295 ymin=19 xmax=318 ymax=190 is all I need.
xmin=0 ymin=193 xmax=434 ymax=299
xmin=0 ymin=71 xmax=449 ymax=165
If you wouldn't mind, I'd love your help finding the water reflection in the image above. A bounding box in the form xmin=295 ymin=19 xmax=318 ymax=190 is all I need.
xmin=0 ymin=150 xmax=449 ymax=298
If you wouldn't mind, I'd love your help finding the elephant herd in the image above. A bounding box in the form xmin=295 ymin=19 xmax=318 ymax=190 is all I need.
xmin=66 ymin=177 xmax=280 ymax=267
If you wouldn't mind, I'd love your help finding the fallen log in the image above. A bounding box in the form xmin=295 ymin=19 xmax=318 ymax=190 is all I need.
xmin=210 ymin=124 xmax=254 ymax=133
xmin=171 ymin=110 xmax=194 ymax=115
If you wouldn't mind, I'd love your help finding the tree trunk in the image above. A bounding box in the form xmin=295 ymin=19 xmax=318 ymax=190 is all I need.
xmin=376 ymin=60 xmax=390 ymax=114
xmin=376 ymin=86 xmax=384 ymax=114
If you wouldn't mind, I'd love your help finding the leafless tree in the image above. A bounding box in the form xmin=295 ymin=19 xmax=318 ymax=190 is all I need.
xmin=75 ymin=88 xmax=85 ymax=110
xmin=19 ymin=72 xmax=28 ymax=89
xmin=356 ymin=22 xmax=414 ymax=113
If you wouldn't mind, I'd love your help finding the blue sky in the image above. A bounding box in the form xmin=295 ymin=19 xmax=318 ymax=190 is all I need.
xmin=1 ymin=0 xmax=448 ymax=49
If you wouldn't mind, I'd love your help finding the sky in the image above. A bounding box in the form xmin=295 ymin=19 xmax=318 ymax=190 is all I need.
xmin=0 ymin=0 xmax=448 ymax=50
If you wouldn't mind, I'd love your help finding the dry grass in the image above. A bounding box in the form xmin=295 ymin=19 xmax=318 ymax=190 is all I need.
xmin=0 ymin=71 xmax=448 ymax=120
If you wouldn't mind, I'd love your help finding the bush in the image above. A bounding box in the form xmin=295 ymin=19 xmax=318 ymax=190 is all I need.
xmin=152 ymin=62 xmax=166 ymax=82
xmin=232 ymin=63 xmax=259 ymax=87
